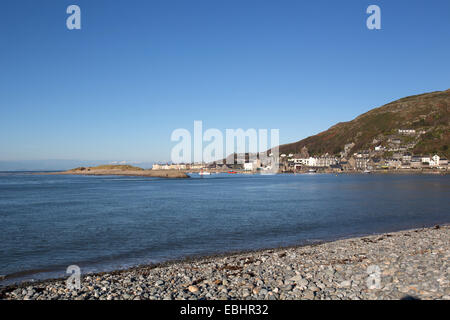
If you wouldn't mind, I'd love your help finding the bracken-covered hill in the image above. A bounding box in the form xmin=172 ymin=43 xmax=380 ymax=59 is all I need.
xmin=278 ymin=89 xmax=450 ymax=158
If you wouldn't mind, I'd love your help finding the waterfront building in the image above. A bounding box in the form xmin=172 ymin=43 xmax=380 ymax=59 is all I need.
xmin=430 ymin=155 xmax=440 ymax=167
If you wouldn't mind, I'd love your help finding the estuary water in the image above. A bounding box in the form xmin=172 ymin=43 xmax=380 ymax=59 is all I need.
xmin=0 ymin=172 xmax=449 ymax=285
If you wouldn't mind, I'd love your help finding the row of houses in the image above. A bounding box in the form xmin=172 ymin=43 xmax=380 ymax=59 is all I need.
xmin=289 ymin=156 xmax=338 ymax=168
xmin=397 ymin=129 xmax=426 ymax=135
xmin=281 ymin=153 xmax=448 ymax=171
xmin=152 ymin=162 xmax=240 ymax=170
xmin=350 ymin=154 xmax=448 ymax=170
xmin=385 ymin=154 xmax=448 ymax=169
xmin=152 ymin=163 xmax=205 ymax=170
xmin=152 ymin=152 xmax=448 ymax=172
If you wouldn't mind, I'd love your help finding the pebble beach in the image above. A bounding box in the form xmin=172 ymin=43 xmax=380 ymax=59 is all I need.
xmin=1 ymin=225 xmax=449 ymax=300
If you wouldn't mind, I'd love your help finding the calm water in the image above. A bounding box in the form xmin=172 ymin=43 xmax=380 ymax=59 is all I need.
xmin=0 ymin=172 xmax=449 ymax=285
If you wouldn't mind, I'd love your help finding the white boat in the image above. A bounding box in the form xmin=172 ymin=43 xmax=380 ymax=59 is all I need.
xmin=363 ymin=169 xmax=371 ymax=174
xmin=198 ymin=170 xmax=211 ymax=176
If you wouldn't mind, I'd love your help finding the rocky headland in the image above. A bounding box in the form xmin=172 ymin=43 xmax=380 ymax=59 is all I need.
xmin=35 ymin=164 xmax=189 ymax=179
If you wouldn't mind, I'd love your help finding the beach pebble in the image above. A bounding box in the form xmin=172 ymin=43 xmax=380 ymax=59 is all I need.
xmin=1 ymin=225 xmax=449 ymax=301
xmin=188 ymin=285 xmax=199 ymax=293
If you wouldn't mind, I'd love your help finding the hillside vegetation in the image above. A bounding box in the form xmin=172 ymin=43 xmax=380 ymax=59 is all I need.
xmin=278 ymin=89 xmax=450 ymax=158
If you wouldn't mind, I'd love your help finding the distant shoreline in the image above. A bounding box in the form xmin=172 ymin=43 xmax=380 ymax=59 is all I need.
xmin=32 ymin=167 xmax=189 ymax=179
xmin=20 ymin=169 xmax=450 ymax=177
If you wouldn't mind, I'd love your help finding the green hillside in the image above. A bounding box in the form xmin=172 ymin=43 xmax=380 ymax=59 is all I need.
xmin=278 ymin=89 xmax=450 ymax=158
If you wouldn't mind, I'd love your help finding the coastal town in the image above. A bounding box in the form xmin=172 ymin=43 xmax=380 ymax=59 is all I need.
xmin=2 ymin=0 xmax=449 ymax=307
xmin=152 ymin=128 xmax=449 ymax=174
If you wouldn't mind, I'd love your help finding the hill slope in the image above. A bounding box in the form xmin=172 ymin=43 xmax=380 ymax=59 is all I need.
xmin=278 ymin=89 xmax=450 ymax=158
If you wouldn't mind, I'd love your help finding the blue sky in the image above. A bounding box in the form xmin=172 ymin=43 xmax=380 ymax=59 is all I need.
xmin=0 ymin=0 xmax=449 ymax=168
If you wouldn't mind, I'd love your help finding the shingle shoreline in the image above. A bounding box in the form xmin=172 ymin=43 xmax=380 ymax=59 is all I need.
xmin=2 ymin=225 xmax=449 ymax=300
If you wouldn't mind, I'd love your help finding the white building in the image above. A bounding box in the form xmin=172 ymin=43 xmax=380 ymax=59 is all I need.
xmin=152 ymin=163 xmax=187 ymax=170
xmin=244 ymin=159 xmax=261 ymax=171
xmin=152 ymin=164 xmax=161 ymax=170
xmin=439 ymin=158 xmax=448 ymax=166
xmin=421 ymin=157 xmax=431 ymax=164
xmin=293 ymin=157 xmax=314 ymax=166
xmin=398 ymin=129 xmax=416 ymax=135
xmin=387 ymin=159 xmax=402 ymax=169
xmin=152 ymin=163 xmax=170 ymax=170
xmin=315 ymin=157 xmax=337 ymax=167
xmin=292 ymin=157 xmax=336 ymax=168
xmin=430 ymin=155 xmax=440 ymax=167
xmin=402 ymin=153 xmax=412 ymax=163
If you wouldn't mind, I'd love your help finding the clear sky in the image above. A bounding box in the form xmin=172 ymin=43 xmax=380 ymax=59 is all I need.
xmin=1 ymin=0 xmax=449 ymax=167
